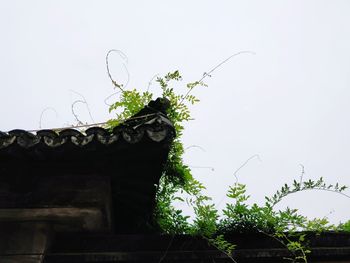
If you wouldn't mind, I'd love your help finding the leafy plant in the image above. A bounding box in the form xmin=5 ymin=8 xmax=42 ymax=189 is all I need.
xmin=265 ymin=177 xmax=348 ymax=208
xmin=106 ymin=69 xmax=350 ymax=263
xmin=338 ymin=220 xmax=350 ymax=232
xmin=107 ymin=89 xmax=153 ymax=127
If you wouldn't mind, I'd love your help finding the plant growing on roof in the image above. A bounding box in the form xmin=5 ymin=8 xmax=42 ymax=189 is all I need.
xmin=105 ymin=50 xmax=350 ymax=263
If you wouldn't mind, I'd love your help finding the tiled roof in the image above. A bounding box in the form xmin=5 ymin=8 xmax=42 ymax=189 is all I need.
xmin=0 ymin=98 xmax=175 ymax=162
xmin=0 ymin=98 xmax=175 ymax=234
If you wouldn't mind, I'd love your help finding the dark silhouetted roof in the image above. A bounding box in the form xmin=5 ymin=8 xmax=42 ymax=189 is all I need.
xmin=42 ymin=232 xmax=350 ymax=262
xmin=0 ymin=98 xmax=175 ymax=234
xmin=0 ymin=98 xmax=174 ymax=162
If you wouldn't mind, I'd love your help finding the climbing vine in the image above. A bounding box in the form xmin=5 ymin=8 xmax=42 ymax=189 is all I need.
xmin=106 ymin=55 xmax=350 ymax=262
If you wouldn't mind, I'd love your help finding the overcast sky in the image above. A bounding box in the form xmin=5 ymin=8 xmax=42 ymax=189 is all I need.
xmin=1 ymin=0 xmax=350 ymax=223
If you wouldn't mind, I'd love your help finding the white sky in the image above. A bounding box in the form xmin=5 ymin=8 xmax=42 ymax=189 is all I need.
xmin=1 ymin=0 xmax=350 ymax=223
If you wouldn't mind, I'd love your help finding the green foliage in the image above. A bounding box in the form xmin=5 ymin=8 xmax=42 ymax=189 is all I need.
xmin=265 ymin=177 xmax=348 ymax=208
xmin=217 ymin=178 xmax=350 ymax=262
xmin=107 ymin=89 xmax=153 ymax=127
xmin=107 ymin=70 xmax=214 ymax=234
xmin=154 ymin=177 xmax=191 ymax=234
xmin=338 ymin=220 xmax=350 ymax=232
xmin=304 ymin=218 xmax=337 ymax=233
xmin=107 ymin=70 xmax=234 ymax=255
xmin=209 ymin=234 xmax=236 ymax=255
xmin=107 ymin=70 xmax=350 ymax=263
xmin=192 ymin=203 xmax=218 ymax=236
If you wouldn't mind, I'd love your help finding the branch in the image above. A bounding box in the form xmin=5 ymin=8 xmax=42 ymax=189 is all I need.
xmin=179 ymin=50 xmax=256 ymax=106
xmin=70 ymin=90 xmax=95 ymax=124
xmin=257 ymin=229 xmax=300 ymax=262
xmin=216 ymin=154 xmax=261 ymax=209
xmin=188 ymin=165 xmax=215 ymax=171
xmin=202 ymin=236 xmax=238 ymax=263
xmin=147 ymin=74 xmax=159 ymax=92
xmin=185 ymin=145 xmax=206 ymax=152
xmin=27 ymin=121 xmax=107 ymax=133
xmin=272 ymin=187 xmax=350 ymax=208
xmin=232 ymin=154 xmax=261 ymax=184
xmin=39 ymin=107 xmax=59 ymax=129
xmin=71 ymin=100 xmax=86 ymax=125
xmin=104 ymin=49 xmax=130 ymax=106
xmin=267 ymin=175 xmax=350 ymax=208
xmin=27 ymin=112 xmax=158 ymax=133
xmin=299 ymin=164 xmax=305 ymax=186
xmin=158 ymin=235 xmax=174 ymax=263
xmin=104 ymin=90 xmax=122 ymax=106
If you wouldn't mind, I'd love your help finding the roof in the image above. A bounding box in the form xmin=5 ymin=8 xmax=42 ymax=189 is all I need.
xmin=0 ymin=98 xmax=175 ymax=163
xmin=5 ymin=232 xmax=348 ymax=263
xmin=0 ymin=98 xmax=175 ymax=234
